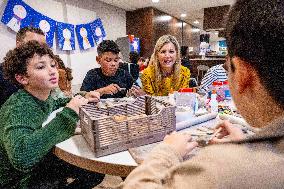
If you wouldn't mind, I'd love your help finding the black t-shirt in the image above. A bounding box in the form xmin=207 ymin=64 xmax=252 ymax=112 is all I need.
xmin=181 ymin=57 xmax=192 ymax=71
xmin=80 ymin=68 xmax=133 ymax=99
xmin=119 ymin=62 xmax=139 ymax=81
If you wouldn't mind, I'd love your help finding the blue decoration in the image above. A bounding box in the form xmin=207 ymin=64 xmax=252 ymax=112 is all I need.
xmin=90 ymin=18 xmax=106 ymax=44
xmin=1 ymin=0 xmax=34 ymax=32
xmin=75 ymin=24 xmax=95 ymax=50
xmin=57 ymin=22 xmax=75 ymax=51
xmin=1 ymin=0 xmax=107 ymax=51
xmin=129 ymin=37 xmax=140 ymax=54
xmin=32 ymin=12 xmax=56 ymax=47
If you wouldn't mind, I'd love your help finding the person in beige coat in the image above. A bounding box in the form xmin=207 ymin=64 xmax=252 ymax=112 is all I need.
xmin=119 ymin=0 xmax=284 ymax=188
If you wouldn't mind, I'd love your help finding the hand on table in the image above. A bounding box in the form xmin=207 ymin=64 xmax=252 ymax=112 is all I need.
xmin=210 ymin=121 xmax=246 ymax=144
xmin=99 ymin=84 xmax=120 ymax=95
xmin=164 ymin=131 xmax=198 ymax=158
xmin=85 ymin=91 xmax=100 ymax=102
xmin=127 ymin=85 xmax=146 ymax=97
xmin=66 ymin=95 xmax=89 ymax=114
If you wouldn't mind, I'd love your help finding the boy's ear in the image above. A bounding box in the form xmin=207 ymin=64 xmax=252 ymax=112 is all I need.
xmin=96 ymin=56 xmax=101 ymax=65
xmin=15 ymin=74 xmax=28 ymax=86
xmin=232 ymin=57 xmax=257 ymax=94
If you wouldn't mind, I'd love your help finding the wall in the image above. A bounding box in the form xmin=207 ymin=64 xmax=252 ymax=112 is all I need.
xmin=126 ymin=8 xmax=154 ymax=59
xmin=203 ymin=5 xmax=230 ymax=30
xmin=0 ymin=0 xmax=126 ymax=92
xmin=126 ymin=7 xmax=200 ymax=58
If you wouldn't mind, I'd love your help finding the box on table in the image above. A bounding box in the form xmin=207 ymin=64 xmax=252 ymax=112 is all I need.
xmin=79 ymin=96 xmax=176 ymax=157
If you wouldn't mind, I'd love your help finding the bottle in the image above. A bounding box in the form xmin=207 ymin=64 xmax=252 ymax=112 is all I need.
xmin=176 ymin=88 xmax=194 ymax=107
xmin=215 ymin=81 xmax=224 ymax=101
xmin=210 ymin=91 xmax=219 ymax=113
xmin=223 ymin=80 xmax=232 ymax=100
xmin=208 ymin=81 xmax=218 ymax=99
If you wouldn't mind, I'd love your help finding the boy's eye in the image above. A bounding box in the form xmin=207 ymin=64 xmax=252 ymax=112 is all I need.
xmin=36 ymin=65 xmax=45 ymax=69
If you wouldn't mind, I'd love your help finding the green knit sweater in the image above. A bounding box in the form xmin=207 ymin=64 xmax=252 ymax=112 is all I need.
xmin=0 ymin=89 xmax=79 ymax=188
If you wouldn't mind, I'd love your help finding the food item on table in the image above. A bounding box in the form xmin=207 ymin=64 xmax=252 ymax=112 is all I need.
xmin=112 ymin=115 xmax=128 ymax=122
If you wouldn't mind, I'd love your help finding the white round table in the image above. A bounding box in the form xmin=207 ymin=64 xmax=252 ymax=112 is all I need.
xmin=54 ymin=117 xmax=220 ymax=177
xmin=54 ymin=134 xmax=138 ymax=177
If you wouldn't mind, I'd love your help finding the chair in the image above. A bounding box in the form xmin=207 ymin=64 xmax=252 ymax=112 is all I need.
xmin=197 ymin=65 xmax=209 ymax=85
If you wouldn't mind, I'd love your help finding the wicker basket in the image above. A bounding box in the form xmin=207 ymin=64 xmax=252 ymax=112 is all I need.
xmin=79 ymin=96 xmax=176 ymax=157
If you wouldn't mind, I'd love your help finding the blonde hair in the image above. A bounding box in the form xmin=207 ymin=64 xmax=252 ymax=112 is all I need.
xmin=151 ymin=35 xmax=181 ymax=90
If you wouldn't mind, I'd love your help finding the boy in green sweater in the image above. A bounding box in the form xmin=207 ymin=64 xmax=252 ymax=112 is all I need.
xmin=0 ymin=41 xmax=104 ymax=188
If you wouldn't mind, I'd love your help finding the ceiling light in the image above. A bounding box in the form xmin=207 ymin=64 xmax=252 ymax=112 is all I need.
xmin=156 ymin=15 xmax=172 ymax=21
xmin=152 ymin=0 xmax=159 ymax=3
xmin=180 ymin=13 xmax=186 ymax=18
xmin=193 ymin=20 xmax=199 ymax=24
xmin=176 ymin=22 xmax=187 ymax=27
xmin=191 ymin=28 xmax=200 ymax=33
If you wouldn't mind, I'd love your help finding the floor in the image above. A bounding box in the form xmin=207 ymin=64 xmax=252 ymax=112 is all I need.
xmin=93 ymin=175 xmax=123 ymax=189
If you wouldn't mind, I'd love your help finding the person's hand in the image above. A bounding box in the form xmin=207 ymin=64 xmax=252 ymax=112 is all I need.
xmin=210 ymin=121 xmax=245 ymax=144
xmin=163 ymin=131 xmax=198 ymax=158
xmin=85 ymin=91 xmax=100 ymax=102
xmin=100 ymin=84 xmax=120 ymax=95
xmin=127 ymin=85 xmax=146 ymax=97
xmin=66 ymin=95 xmax=88 ymax=114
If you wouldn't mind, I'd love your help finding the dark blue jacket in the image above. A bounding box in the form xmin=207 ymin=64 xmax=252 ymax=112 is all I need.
xmin=0 ymin=65 xmax=18 ymax=107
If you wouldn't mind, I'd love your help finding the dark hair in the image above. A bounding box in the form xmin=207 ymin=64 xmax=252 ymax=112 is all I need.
xmin=54 ymin=55 xmax=73 ymax=81
xmin=3 ymin=41 xmax=55 ymax=88
xmin=129 ymin=51 xmax=140 ymax=64
xmin=225 ymin=0 xmax=284 ymax=108
xmin=180 ymin=46 xmax=188 ymax=57
xmin=16 ymin=27 xmax=45 ymax=44
xmin=97 ymin=40 xmax=120 ymax=55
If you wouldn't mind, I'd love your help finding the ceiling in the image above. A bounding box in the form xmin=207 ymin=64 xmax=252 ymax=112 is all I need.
xmin=99 ymin=0 xmax=236 ymax=29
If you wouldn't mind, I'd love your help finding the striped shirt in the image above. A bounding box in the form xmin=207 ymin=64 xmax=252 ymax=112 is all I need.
xmin=199 ymin=64 xmax=227 ymax=92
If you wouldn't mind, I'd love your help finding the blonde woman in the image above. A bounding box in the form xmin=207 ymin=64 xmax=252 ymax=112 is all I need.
xmin=141 ymin=35 xmax=190 ymax=96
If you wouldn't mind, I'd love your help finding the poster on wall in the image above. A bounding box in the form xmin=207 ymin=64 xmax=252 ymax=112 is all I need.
xmin=129 ymin=37 xmax=140 ymax=54
xmin=1 ymin=0 xmax=34 ymax=32
xmin=75 ymin=24 xmax=95 ymax=50
xmin=33 ymin=12 xmax=56 ymax=47
xmin=90 ymin=18 xmax=106 ymax=44
xmin=57 ymin=22 xmax=75 ymax=51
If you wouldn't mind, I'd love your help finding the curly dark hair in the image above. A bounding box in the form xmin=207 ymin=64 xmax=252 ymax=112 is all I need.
xmin=226 ymin=0 xmax=284 ymax=108
xmin=54 ymin=55 xmax=73 ymax=81
xmin=16 ymin=27 xmax=45 ymax=44
xmin=97 ymin=40 xmax=120 ymax=55
xmin=3 ymin=41 xmax=55 ymax=88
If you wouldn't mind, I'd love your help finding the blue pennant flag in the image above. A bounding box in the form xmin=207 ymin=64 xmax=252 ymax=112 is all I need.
xmin=130 ymin=37 xmax=140 ymax=54
xmin=90 ymin=18 xmax=106 ymax=44
xmin=32 ymin=12 xmax=56 ymax=48
xmin=1 ymin=0 xmax=34 ymax=32
xmin=75 ymin=24 xmax=95 ymax=50
xmin=57 ymin=22 xmax=75 ymax=51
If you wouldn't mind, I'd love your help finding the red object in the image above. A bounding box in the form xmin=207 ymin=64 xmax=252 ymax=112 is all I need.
xmin=178 ymin=88 xmax=193 ymax=92
xmin=139 ymin=64 xmax=146 ymax=71
xmin=223 ymin=80 xmax=229 ymax=85
xmin=128 ymin=34 xmax=135 ymax=43
xmin=213 ymin=81 xmax=223 ymax=86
